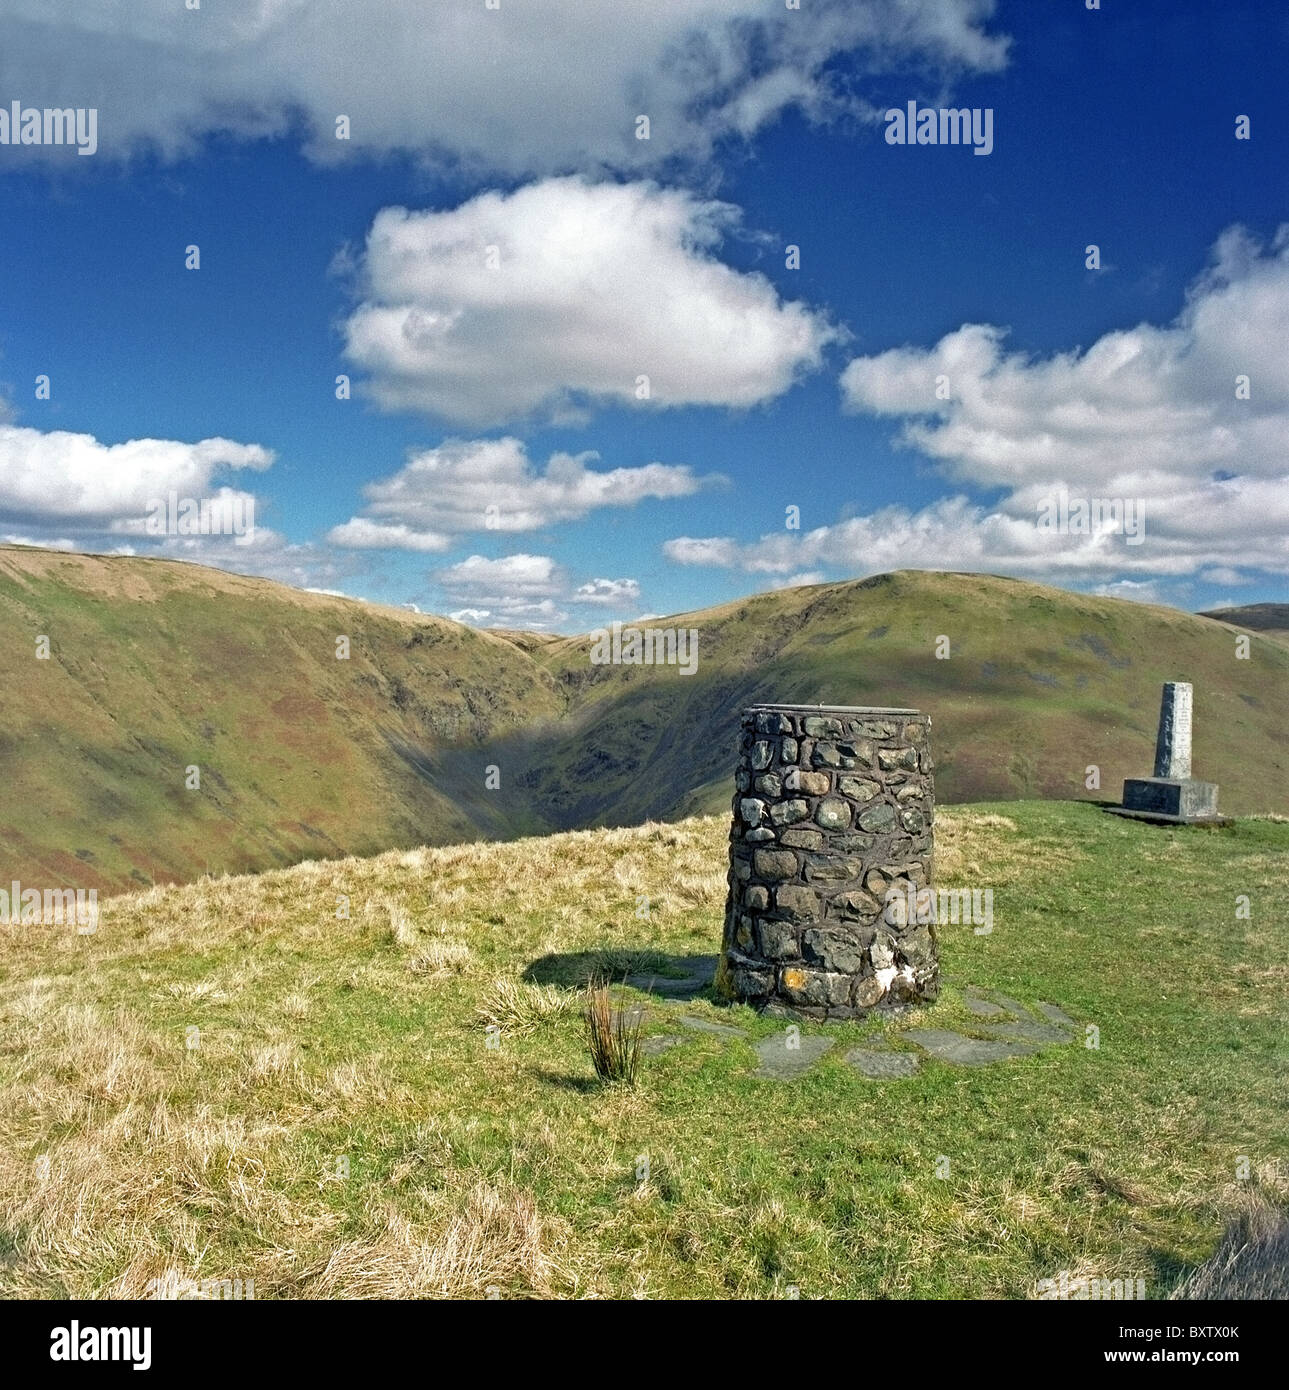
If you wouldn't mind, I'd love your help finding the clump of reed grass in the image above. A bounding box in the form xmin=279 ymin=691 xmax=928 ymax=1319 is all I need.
xmin=583 ymin=978 xmax=642 ymax=1084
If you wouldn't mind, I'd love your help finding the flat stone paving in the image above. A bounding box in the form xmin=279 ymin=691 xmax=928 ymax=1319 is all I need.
xmin=623 ymin=956 xmax=718 ymax=997
xmin=632 ymin=988 xmax=1078 ymax=1080
xmin=992 ymin=994 xmax=1038 ymax=1021
xmin=679 ymin=1015 xmax=748 ymax=1038
xmin=979 ymin=1019 xmax=1073 ymax=1045
xmin=752 ymin=1034 xmax=834 ymax=1079
xmin=901 ymin=1028 xmax=1038 ymax=1065
xmin=845 ymin=1047 xmax=921 ymax=1078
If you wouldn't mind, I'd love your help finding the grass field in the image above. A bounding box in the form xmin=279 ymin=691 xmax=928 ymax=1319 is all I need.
xmin=1 ymin=801 xmax=1286 ymax=1299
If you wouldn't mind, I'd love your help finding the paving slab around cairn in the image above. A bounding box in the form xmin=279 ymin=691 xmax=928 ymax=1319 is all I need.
xmin=1035 ymin=1002 xmax=1077 ymax=1028
xmin=623 ymin=955 xmax=718 ymax=997
xmin=629 ymin=988 xmax=1078 ymax=1077
xmin=978 ymin=1019 xmax=1074 ymax=1046
xmin=679 ymin=1015 xmax=748 ymax=1038
xmin=901 ymin=1028 xmax=1038 ymax=1066
xmin=991 ymin=994 xmax=1039 ymax=1021
xmin=845 ymin=1047 xmax=921 ymax=1079
xmin=752 ymin=1033 xmax=835 ymax=1079
xmin=963 ymin=996 xmax=1009 ymax=1018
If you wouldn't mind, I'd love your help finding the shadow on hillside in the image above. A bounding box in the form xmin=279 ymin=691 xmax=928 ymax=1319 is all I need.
xmin=524 ymin=951 xmax=719 ymax=997
xmin=1165 ymin=1199 xmax=1289 ymax=1300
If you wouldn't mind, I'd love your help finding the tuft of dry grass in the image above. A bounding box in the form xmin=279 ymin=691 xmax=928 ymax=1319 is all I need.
xmin=385 ymin=902 xmax=420 ymax=949
xmin=1170 ymin=1189 xmax=1289 ymax=1300
xmin=243 ymin=1041 xmax=300 ymax=1086
xmin=297 ymin=1182 xmax=570 ymax=1299
xmin=408 ymin=939 xmax=472 ymax=976
xmin=475 ymin=978 xmax=577 ymax=1034
xmin=279 ymin=992 xmax=312 ymax=1019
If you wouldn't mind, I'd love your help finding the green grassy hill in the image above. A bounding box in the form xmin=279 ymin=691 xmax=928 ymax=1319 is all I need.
xmin=1 ymin=802 xmax=1285 ymax=1298
xmin=503 ymin=570 xmax=1289 ymax=828
xmin=1 ymin=547 xmax=1286 ymax=893
xmin=0 ymin=547 xmax=562 ymax=893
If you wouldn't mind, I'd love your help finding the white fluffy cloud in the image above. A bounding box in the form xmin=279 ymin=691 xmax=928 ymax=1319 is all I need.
xmin=324 ymin=518 xmax=451 ymax=554
xmin=435 ymin=552 xmax=644 ymax=629
xmin=435 ymin=552 xmax=569 ymax=626
xmin=146 ymin=528 xmax=362 ymax=593
xmin=575 ymin=578 xmax=642 ymax=606
xmin=661 ymin=536 xmax=742 ymax=569
xmin=342 ymin=178 xmax=840 ymax=425
xmin=669 ymin=226 xmax=1289 ymax=593
xmin=437 ymin=553 xmax=566 ymax=602
xmin=0 ymin=1 xmax=1007 ymax=172
xmin=0 ymin=423 xmax=270 ymax=525
xmin=328 ymin=436 xmax=711 ymax=551
xmin=2 ymin=533 xmax=75 ymax=552
xmin=0 ymin=421 xmax=362 ymax=592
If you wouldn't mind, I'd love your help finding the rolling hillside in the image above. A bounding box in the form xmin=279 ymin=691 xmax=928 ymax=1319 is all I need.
xmin=1 ymin=546 xmax=1286 ymax=894
xmin=0 ymin=547 xmax=563 ymax=893
xmin=502 ymin=570 xmax=1289 ymax=828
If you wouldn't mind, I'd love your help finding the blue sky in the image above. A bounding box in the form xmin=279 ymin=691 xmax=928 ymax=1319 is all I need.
xmin=1 ymin=0 xmax=1287 ymax=629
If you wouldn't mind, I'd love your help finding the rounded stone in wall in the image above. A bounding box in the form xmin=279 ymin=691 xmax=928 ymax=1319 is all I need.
xmin=716 ymin=703 xmax=938 ymax=1020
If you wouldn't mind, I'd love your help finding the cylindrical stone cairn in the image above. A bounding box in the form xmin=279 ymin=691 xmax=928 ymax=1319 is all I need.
xmin=716 ymin=704 xmax=938 ymax=1019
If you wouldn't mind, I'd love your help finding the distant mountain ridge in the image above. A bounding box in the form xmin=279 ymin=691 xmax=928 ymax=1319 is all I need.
xmin=1199 ymin=603 xmax=1289 ymax=643
xmin=1 ymin=545 xmax=1286 ymax=894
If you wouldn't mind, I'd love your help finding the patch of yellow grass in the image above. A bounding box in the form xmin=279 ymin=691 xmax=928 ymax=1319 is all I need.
xmin=407 ymin=939 xmax=472 ymax=976
xmin=476 ymin=978 xmax=577 ymax=1034
xmin=297 ymin=1182 xmax=571 ymax=1299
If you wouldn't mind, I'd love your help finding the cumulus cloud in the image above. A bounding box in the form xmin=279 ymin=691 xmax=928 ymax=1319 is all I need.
xmin=662 ymin=536 xmax=742 ymax=569
xmin=768 ymin=571 xmax=830 ymax=590
xmin=0 ymin=423 xmax=271 ymax=526
xmin=342 ymin=178 xmax=840 ymax=425
xmin=325 ymin=518 xmax=452 ymax=554
xmin=437 ymin=553 xmax=566 ymax=603
xmin=669 ymin=225 xmax=1289 ymax=593
xmin=0 ymin=420 xmax=366 ymax=593
xmin=0 ymin=1 xmax=1008 ymax=172
xmin=574 ymin=578 xmax=642 ymax=606
xmin=434 ymin=552 xmax=644 ymax=630
xmin=665 ymin=498 xmax=1067 ymax=578
xmin=1 ymin=533 xmax=75 ymax=551
xmin=328 ymin=436 xmax=711 ymax=550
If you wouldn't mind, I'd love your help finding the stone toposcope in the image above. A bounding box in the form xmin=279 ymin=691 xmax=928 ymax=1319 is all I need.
xmin=716 ymin=703 xmax=939 ymax=1020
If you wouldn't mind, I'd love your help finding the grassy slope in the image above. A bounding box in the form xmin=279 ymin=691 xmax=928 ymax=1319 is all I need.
xmin=1 ymin=802 xmax=1285 ymax=1299
xmin=507 ymin=570 xmax=1289 ymax=826
xmin=2 ymin=551 xmax=1286 ymax=894
xmin=0 ymin=547 xmax=563 ymax=893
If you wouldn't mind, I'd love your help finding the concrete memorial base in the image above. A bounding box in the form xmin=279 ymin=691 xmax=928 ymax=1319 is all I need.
xmin=1115 ymin=776 xmax=1223 ymax=822
xmin=1105 ymin=681 xmax=1230 ymax=826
